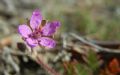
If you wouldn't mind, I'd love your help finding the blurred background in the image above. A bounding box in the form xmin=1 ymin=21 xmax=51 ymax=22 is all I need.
xmin=0 ymin=0 xmax=120 ymax=40
xmin=0 ymin=0 xmax=120 ymax=75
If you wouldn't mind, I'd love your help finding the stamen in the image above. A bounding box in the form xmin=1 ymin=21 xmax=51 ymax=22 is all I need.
xmin=39 ymin=20 xmax=47 ymax=30
xmin=26 ymin=19 xmax=33 ymax=32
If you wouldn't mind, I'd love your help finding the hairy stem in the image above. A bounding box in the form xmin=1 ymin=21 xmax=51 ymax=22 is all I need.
xmin=35 ymin=55 xmax=61 ymax=75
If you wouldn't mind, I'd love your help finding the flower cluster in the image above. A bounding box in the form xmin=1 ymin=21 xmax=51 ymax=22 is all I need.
xmin=18 ymin=9 xmax=60 ymax=48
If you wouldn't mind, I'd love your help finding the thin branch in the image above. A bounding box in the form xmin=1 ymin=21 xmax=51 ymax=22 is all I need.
xmin=69 ymin=32 xmax=120 ymax=53
xmin=62 ymin=33 xmax=67 ymax=48
xmin=2 ymin=47 xmax=20 ymax=73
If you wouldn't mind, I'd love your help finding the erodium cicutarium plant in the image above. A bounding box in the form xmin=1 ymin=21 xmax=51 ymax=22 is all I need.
xmin=18 ymin=9 xmax=61 ymax=48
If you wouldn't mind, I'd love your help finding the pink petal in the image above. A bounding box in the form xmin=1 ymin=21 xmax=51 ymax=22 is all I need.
xmin=30 ymin=9 xmax=42 ymax=30
xmin=18 ymin=24 xmax=32 ymax=38
xmin=39 ymin=37 xmax=56 ymax=48
xmin=26 ymin=38 xmax=38 ymax=47
xmin=41 ymin=21 xmax=61 ymax=36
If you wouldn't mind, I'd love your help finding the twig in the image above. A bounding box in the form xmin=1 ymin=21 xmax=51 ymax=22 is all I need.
xmin=69 ymin=32 xmax=120 ymax=53
xmin=62 ymin=33 xmax=67 ymax=48
xmin=4 ymin=70 xmax=9 ymax=75
xmin=0 ymin=50 xmax=28 ymax=56
xmin=88 ymin=40 xmax=120 ymax=49
xmin=28 ymin=52 xmax=61 ymax=75
xmin=1 ymin=47 xmax=61 ymax=75
xmin=2 ymin=47 xmax=20 ymax=73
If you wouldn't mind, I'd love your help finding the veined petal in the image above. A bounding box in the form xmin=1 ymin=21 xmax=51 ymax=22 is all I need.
xmin=30 ymin=9 xmax=42 ymax=30
xmin=26 ymin=38 xmax=38 ymax=47
xmin=41 ymin=21 xmax=61 ymax=36
xmin=18 ymin=24 xmax=32 ymax=38
xmin=39 ymin=37 xmax=56 ymax=48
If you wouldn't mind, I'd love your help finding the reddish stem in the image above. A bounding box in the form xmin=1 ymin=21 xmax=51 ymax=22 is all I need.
xmin=36 ymin=56 xmax=61 ymax=75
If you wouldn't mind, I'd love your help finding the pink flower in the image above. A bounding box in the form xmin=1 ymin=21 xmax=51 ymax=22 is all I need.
xmin=18 ymin=9 xmax=60 ymax=48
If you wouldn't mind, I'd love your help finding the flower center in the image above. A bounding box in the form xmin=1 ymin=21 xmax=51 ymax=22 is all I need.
xmin=29 ymin=30 xmax=41 ymax=39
